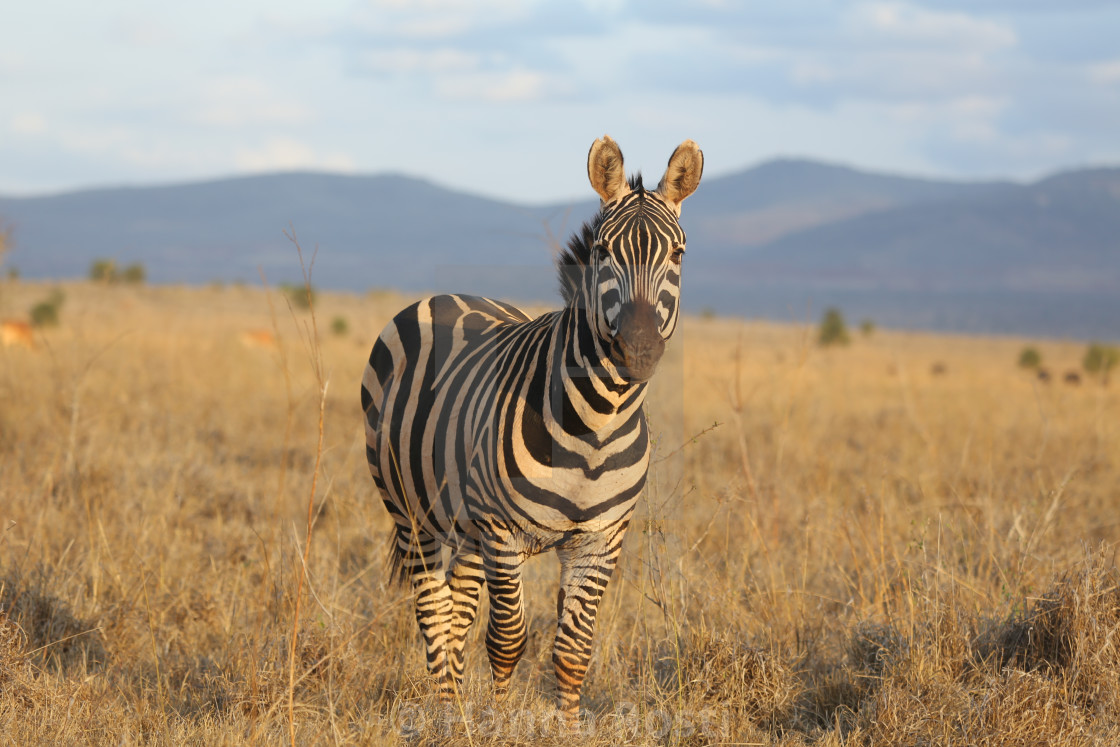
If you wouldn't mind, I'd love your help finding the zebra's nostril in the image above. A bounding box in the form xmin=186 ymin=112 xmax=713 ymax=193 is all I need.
xmin=609 ymin=338 xmax=623 ymax=361
xmin=611 ymin=302 xmax=665 ymax=381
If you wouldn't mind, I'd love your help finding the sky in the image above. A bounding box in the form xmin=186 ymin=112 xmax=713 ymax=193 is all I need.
xmin=3 ymin=0 xmax=1119 ymax=204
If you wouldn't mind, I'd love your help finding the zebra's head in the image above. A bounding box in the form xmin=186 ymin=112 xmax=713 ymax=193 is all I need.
xmin=558 ymin=136 xmax=703 ymax=383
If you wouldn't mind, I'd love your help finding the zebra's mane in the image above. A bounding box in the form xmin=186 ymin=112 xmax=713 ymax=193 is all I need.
xmin=557 ymin=173 xmax=644 ymax=305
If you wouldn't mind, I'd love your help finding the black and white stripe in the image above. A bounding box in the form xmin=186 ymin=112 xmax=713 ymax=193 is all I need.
xmin=360 ymin=136 xmax=703 ymax=719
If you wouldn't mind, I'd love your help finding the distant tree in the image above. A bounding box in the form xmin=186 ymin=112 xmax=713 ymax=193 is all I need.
xmin=5 ymin=267 xmax=18 ymax=281
xmin=30 ymin=301 xmax=59 ymax=327
xmin=859 ymin=319 xmax=876 ymax=337
xmin=121 ymin=263 xmax=146 ymax=284
xmin=0 ymin=218 xmax=10 ymax=257
xmin=1083 ymin=343 xmax=1119 ymax=385
xmin=281 ymin=283 xmax=316 ymax=310
xmin=1018 ymin=346 xmax=1042 ymax=370
xmin=700 ymin=307 xmax=716 ymax=321
xmin=818 ymin=307 xmax=850 ymax=347
xmin=0 ymin=218 xmax=12 ymax=293
xmin=331 ymin=316 xmax=349 ymax=336
xmin=29 ymin=289 xmax=64 ymax=327
xmin=90 ymin=259 xmax=119 ymax=283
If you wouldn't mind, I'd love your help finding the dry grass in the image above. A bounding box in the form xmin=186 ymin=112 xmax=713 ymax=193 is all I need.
xmin=0 ymin=279 xmax=1117 ymax=745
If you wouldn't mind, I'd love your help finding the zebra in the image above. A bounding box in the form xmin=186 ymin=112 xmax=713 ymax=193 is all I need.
xmin=360 ymin=135 xmax=702 ymax=720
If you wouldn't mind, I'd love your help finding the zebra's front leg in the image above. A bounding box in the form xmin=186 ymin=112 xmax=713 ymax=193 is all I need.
xmin=553 ymin=534 xmax=625 ymax=721
xmin=482 ymin=543 xmax=527 ymax=698
xmin=445 ymin=548 xmax=485 ymax=690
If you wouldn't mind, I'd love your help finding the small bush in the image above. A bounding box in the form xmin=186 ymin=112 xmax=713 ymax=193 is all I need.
xmin=89 ymin=259 xmax=118 ymax=283
xmin=29 ymin=289 xmax=65 ymax=328
xmin=121 ymin=263 xmax=146 ymax=284
xmin=88 ymin=259 xmax=144 ymax=284
xmin=1018 ymin=347 xmax=1042 ymax=370
xmin=0 ymin=218 xmax=11 ymax=268
xmin=330 ymin=316 xmax=349 ymax=336
xmin=281 ymin=283 xmax=316 ymax=310
xmin=859 ymin=319 xmax=876 ymax=337
xmin=30 ymin=301 xmax=59 ymax=327
xmin=1082 ymin=343 xmax=1119 ymax=385
xmin=818 ymin=307 xmax=850 ymax=347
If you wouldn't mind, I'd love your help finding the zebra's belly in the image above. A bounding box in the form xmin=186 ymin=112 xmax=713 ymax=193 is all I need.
xmin=497 ymin=458 xmax=647 ymax=534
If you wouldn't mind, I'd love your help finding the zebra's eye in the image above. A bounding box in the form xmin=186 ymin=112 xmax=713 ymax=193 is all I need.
xmin=594 ymin=244 xmax=610 ymax=261
xmin=670 ymin=246 xmax=685 ymax=265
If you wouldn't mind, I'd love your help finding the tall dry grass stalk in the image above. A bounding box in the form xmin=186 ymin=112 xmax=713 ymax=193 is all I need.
xmin=279 ymin=232 xmax=329 ymax=747
xmin=0 ymin=279 xmax=1117 ymax=745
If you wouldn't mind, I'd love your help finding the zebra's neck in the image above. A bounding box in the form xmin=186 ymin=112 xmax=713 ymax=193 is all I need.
xmin=548 ymin=304 xmax=647 ymax=437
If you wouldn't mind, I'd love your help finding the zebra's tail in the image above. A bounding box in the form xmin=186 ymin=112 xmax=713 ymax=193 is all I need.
xmin=386 ymin=528 xmax=412 ymax=587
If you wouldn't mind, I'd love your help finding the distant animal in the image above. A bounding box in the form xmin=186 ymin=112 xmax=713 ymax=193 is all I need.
xmin=1037 ymin=367 xmax=1051 ymax=383
xmin=0 ymin=320 xmax=35 ymax=350
xmin=361 ymin=136 xmax=702 ymax=722
xmin=1064 ymin=370 xmax=1081 ymax=386
xmin=239 ymin=329 xmax=277 ymax=350
xmin=931 ymin=362 xmax=948 ymax=376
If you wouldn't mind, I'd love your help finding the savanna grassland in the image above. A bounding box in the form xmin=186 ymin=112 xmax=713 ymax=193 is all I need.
xmin=1 ymin=278 xmax=1118 ymax=746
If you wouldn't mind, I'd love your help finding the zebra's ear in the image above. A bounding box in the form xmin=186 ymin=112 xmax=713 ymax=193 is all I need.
xmin=657 ymin=140 xmax=703 ymax=213
xmin=587 ymin=135 xmax=630 ymax=205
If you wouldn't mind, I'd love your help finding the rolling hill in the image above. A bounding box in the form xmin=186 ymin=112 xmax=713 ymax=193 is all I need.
xmin=2 ymin=160 xmax=1118 ymax=339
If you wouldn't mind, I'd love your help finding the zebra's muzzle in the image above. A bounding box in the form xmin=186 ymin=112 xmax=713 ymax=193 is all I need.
xmin=610 ymin=302 xmax=665 ymax=383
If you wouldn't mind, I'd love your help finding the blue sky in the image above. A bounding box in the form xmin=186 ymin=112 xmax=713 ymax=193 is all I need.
xmin=3 ymin=1 xmax=1119 ymax=203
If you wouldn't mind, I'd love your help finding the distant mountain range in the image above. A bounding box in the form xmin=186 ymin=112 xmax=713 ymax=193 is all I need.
xmin=2 ymin=159 xmax=1118 ymax=340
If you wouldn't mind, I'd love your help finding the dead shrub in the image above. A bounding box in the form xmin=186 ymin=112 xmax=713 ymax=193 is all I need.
xmin=666 ymin=628 xmax=799 ymax=729
xmin=856 ymin=660 xmax=968 ymax=746
xmin=985 ymin=549 xmax=1120 ymax=716
xmin=967 ymin=669 xmax=1091 ymax=746
xmin=0 ymin=567 xmax=108 ymax=674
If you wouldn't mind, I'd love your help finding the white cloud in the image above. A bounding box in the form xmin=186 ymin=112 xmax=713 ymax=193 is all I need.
xmin=348 ymin=0 xmax=530 ymax=40
xmin=434 ymin=69 xmax=551 ymax=102
xmin=853 ymin=2 xmax=1017 ymax=50
xmin=1088 ymin=59 xmax=1120 ymax=84
xmin=887 ymin=95 xmax=1006 ymax=125
xmin=112 ymin=18 xmax=177 ymax=47
xmin=360 ymin=48 xmax=482 ymax=74
xmin=0 ymin=50 xmax=26 ymax=74
xmin=10 ymin=112 xmax=47 ymax=135
xmin=791 ymin=61 xmax=837 ymax=85
xmin=715 ymin=3 xmax=1017 ymax=107
xmin=194 ymin=77 xmax=313 ymax=127
xmin=234 ymin=137 xmax=355 ymax=172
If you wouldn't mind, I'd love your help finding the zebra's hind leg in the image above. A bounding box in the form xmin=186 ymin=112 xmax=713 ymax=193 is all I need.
xmin=482 ymin=541 xmax=527 ymax=699
xmin=396 ymin=530 xmax=457 ymax=700
xmin=445 ymin=546 xmax=485 ymax=690
xmin=553 ymin=531 xmax=627 ymax=722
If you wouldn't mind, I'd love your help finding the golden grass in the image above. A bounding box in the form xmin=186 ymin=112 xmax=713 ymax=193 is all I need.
xmin=1 ymin=279 xmax=1118 ymax=745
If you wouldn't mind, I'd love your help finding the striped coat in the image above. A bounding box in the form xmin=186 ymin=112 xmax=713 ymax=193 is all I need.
xmin=361 ymin=136 xmax=702 ymax=720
